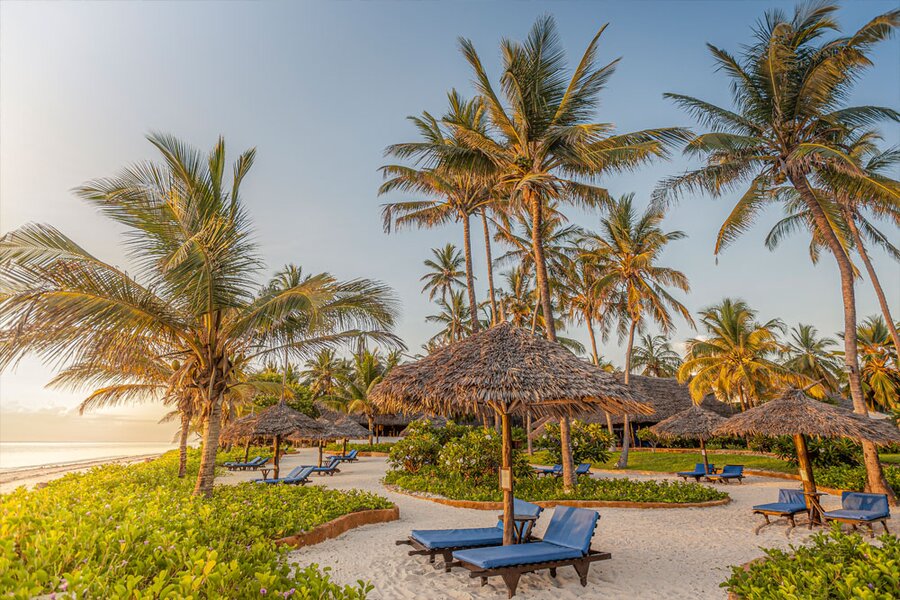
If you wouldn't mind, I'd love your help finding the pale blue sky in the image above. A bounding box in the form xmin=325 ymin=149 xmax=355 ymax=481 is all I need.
xmin=1 ymin=1 xmax=897 ymax=441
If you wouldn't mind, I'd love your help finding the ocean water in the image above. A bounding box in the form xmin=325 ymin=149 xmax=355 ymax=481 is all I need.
xmin=0 ymin=441 xmax=176 ymax=470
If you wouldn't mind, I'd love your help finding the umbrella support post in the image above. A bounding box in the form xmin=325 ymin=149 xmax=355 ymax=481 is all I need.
xmin=700 ymin=438 xmax=709 ymax=475
xmin=274 ymin=435 xmax=281 ymax=480
xmin=500 ymin=411 xmax=515 ymax=546
xmin=243 ymin=439 xmax=251 ymax=463
xmin=318 ymin=443 xmax=323 ymax=468
xmin=342 ymin=438 xmax=348 ymax=456
xmin=793 ymin=434 xmax=819 ymax=524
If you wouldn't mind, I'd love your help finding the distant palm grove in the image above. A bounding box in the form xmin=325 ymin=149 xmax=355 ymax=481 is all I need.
xmin=0 ymin=1 xmax=897 ymax=501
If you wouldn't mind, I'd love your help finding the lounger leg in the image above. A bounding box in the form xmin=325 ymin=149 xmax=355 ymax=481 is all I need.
xmin=480 ymin=577 xmax=487 ymax=587
xmin=501 ymin=572 xmax=521 ymax=598
xmin=883 ymin=520 xmax=890 ymax=535
xmin=549 ymin=567 xmax=557 ymax=578
xmin=441 ymin=550 xmax=453 ymax=572
xmin=867 ymin=524 xmax=875 ymax=538
xmin=573 ymin=559 xmax=591 ymax=586
xmin=428 ymin=553 xmax=435 ymax=563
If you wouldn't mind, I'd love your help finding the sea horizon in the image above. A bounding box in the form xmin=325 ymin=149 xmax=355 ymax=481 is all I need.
xmin=0 ymin=441 xmax=178 ymax=471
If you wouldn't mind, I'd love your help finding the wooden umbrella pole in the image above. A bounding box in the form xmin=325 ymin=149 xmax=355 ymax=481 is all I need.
xmin=274 ymin=435 xmax=281 ymax=479
xmin=700 ymin=438 xmax=709 ymax=474
xmin=318 ymin=443 xmax=324 ymax=467
xmin=793 ymin=433 xmax=819 ymax=522
xmin=500 ymin=411 xmax=515 ymax=546
xmin=342 ymin=438 xmax=348 ymax=456
xmin=243 ymin=439 xmax=251 ymax=462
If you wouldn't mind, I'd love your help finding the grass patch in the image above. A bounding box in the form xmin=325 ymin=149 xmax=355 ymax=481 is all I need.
xmin=384 ymin=469 xmax=728 ymax=504
xmin=1 ymin=450 xmax=390 ymax=599
xmin=324 ymin=442 xmax=395 ymax=454
xmin=723 ymin=527 xmax=900 ymax=599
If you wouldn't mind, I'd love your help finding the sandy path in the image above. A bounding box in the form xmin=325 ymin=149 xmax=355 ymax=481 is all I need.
xmin=220 ymin=449 xmax=897 ymax=599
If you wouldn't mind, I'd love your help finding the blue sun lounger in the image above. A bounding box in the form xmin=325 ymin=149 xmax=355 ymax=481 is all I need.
xmin=397 ymin=499 xmax=544 ymax=571
xmin=306 ymin=456 xmax=342 ymax=476
xmin=677 ymin=463 xmax=716 ymax=481
xmin=253 ymin=465 xmax=314 ymax=485
xmin=752 ymin=488 xmax=808 ymax=534
xmin=534 ymin=464 xmax=562 ymax=476
xmin=326 ymin=449 xmax=359 ymax=462
xmin=451 ymin=506 xmax=611 ymax=598
xmin=823 ymin=492 xmax=891 ymax=537
xmin=224 ymin=456 xmax=267 ymax=471
xmin=706 ymin=464 xmax=744 ymax=484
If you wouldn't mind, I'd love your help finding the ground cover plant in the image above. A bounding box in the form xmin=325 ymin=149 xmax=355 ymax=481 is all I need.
xmin=535 ymin=420 xmax=615 ymax=464
xmin=723 ymin=527 xmax=900 ymax=599
xmin=0 ymin=450 xmax=391 ymax=599
xmin=323 ymin=442 xmax=395 ymax=454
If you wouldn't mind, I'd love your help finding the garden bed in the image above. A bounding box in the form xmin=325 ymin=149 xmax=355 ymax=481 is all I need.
xmin=276 ymin=506 xmax=400 ymax=547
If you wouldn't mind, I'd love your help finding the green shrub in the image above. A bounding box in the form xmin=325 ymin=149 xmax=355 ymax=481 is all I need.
xmin=535 ymin=420 xmax=615 ymax=464
xmin=815 ymin=464 xmax=900 ymax=492
xmin=324 ymin=441 xmax=395 ymax=453
xmin=438 ymin=428 xmax=532 ymax=482
xmin=384 ymin=470 xmax=727 ymax=504
xmin=0 ymin=450 xmax=388 ymax=599
xmin=768 ymin=436 xmax=863 ymax=468
xmin=723 ymin=527 xmax=900 ymax=599
xmin=387 ymin=431 xmax=441 ymax=473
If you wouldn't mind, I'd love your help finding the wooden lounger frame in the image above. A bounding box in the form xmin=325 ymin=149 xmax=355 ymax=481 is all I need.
xmin=450 ymin=548 xmax=612 ymax=598
xmin=823 ymin=514 xmax=891 ymax=538
xmin=705 ymin=473 xmax=744 ymax=484
xmin=395 ymin=535 xmax=540 ymax=572
xmin=752 ymin=508 xmax=808 ymax=536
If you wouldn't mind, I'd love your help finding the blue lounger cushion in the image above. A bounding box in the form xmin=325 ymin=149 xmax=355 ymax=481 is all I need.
xmin=678 ymin=463 xmax=715 ymax=476
xmin=824 ymin=509 xmax=889 ymax=521
xmin=753 ymin=489 xmax=806 ymax=514
xmin=410 ymin=499 xmax=543 ymax=549
xmin=453 ymin=542 xmax=582 ymax=569
xmin=541 ymin=506 xmax=598 ymax=554
xmin=575 ymin=463 xmax=591 ymax=475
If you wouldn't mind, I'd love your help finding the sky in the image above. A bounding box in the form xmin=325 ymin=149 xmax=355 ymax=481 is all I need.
xmin=1 ymin=0 xmax=898 ymax=442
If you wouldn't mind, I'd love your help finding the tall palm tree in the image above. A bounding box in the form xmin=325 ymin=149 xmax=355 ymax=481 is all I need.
xmin=679 ymin=299 xmax=809 ymax=410
xmin=854 ymin=316 xmax=900 ymax=414
xmin=327 ymin=348 xmax=394 ymax=445
xmin=0 ymin=134 xmax=400 ymax=497
xmin=631 ymin=334 xmax=682 ymax=378
xmin=782 ymin=324 xmax=843 ymax=392
xmin=419 ymin=244 xmax=466 ymax=304
xmin=381 ymin=92 xmax=496 ymax=334
xmin=657 ymin=2 xmax=899 ymax=499
xmin=426 ymin=289 xmax=473 ymax=345
xmin=499 ymin=267 xmax=535 ymax=328
xmin=582 ymin=195 xmax=694 ymax=467
xmin=302 ymin=349 xmax=348 ymax=400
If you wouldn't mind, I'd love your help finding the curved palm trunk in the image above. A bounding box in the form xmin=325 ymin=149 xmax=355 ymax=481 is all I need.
xmin=367 ymin=414 xmax=375 ymax=447
xmin=462 ymin=214 xmax=480 ymax=333
xmin=846 ymin=215 xmax=900 ymax=352
xmin=193 ymin=392 xmax=223 ymax=497
xmin=177 ymin=409 xmax=191 ymax=478
xmin=616 ymin=319 xmax=637 ymax=469
xmin=791 ymin=175 xmax=895 ymax=504
xmin=527 ymin=191 xmax=574 ymax=490
xmin=481 ymin=208 xmax=498 ymax=325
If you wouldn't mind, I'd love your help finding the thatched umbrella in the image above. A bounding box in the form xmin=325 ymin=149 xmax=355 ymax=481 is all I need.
xmin=715 ymin=390 xmax=900 ymax=519
xmin=371 ymin=323 xmax=652 ymax=545
xmin=649 ymin=405 xmax=728 ymax=475
xmin=313 ymin=403 xmax=371 ymax=456
xmin=221 ymin=415 xmax=259 ymax=462
xmin=221 ymin=402 xmax=325 ymax=478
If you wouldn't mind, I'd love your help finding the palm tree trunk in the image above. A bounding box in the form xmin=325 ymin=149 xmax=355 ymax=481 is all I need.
xmin=791 ymin=174 xmax=895 ymax=504
xmin=846 ymin=215 xmax=900 ymax=352
xmin=528 ymin=193 xmax=556 ymax=342
xmin=178 ymin=409 xmax=191 ymax=478
xmin=367 ymin=415 xmax=375 ymax=447
xmin=281 ymin=347 xmax=289 ymax=402
xmin=193 ymin=392 xmax=223 ymax=497
xmin=462 ymin=214 xmax=480 ymax=333
xmin=616 ymin=319 xmax=637 ymax=469
xmin=586 ymin=314 xmax=615 ymax=437
xmin=481 ymin=208 xmax=498 ymax=326
xmin=526 ymin=411 xmax=533 ymax=455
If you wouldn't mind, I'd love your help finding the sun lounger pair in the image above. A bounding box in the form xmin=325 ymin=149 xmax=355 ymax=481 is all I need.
xmin=304 ymin=456 xmax=342 ymax=476
xmin=398 ymin=499 xmax=544 ymax=571
xmin=676 ymin=463 xmax=716 ymax=481
xmin=533 ymin=463 xmax=592 ymax=477
xmin=823 ymin=492 xmax=891 ymax=537
xmin=326 ymin=449 xmax=359 ymax=462
xmin=399 ymin=501 xmax=611 ymax=597
xmin=706 ymin=464 xmax=744 ymax=484
xmin=752 ymin=488 xmax=808 ymax=534
xmin=253 ymin=465 xmax=314 ymax=485
xmin=224 ymin=456 xmax=268 ymax=471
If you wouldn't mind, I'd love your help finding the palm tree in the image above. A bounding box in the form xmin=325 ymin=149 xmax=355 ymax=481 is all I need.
xmin=855 ymin=316 xmax=900 ymax=414
xmin=328 ymin=348 xmax=394 ymax=445
xmin=426 ymin=289 xmax=473 ymax=345
xmin=582 ymin=195 xmax=693 ymax=467
xmin=381 ymin=92 xmax=495 ymax=333
xmin=657 ymin=2 xmax=899 ymax=499
xmin=0 ymin=134 xmax=400 ymax=497
xmin=419 ymin=244 xmax=466 ymax=303
xmin=499 ymin=267 xmax=535 ymax=328
xmin=302 ymin=349 xmax=348 ymax=400
xmin=679 ymin=299 xmax=808 ymax=410
xmin=631 ymin=334 xmax=682 ymax=378
xmin=782 ymin=324 xmax=843 ymax=392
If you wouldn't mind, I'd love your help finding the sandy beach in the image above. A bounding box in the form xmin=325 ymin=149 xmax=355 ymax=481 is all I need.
xmin=216 ymin=448 xmax=896 ymax=600
xmin=0 ymin=453 xmax=163 ymax=493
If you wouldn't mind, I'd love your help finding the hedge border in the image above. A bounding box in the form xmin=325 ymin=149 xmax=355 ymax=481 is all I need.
xmin=275 ymin=506 xmax=400 ymax=548
xmin=384 ymin=484 xmax=731 ymax=510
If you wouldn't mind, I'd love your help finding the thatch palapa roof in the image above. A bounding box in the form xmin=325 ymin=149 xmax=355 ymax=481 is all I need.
xmin=650 ymin=405 xmax=729 ymax=441
xmin=582 ymin=374 xmax=733 ymax=426
xmin=372 ymin=323 xmax=651 ymax=418
xmin=220 ymin=402 xmax=324 ymax=442
xmin=714 ymin=390 xmax=900 ymax=444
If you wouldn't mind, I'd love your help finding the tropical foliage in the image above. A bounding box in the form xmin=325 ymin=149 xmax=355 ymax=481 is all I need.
xmin=535 ymin=420 xmax=615 ymax=464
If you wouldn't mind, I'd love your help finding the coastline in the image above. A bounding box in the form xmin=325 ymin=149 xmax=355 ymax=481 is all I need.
xmin=0 ymin=453 xmax=165 ymax=493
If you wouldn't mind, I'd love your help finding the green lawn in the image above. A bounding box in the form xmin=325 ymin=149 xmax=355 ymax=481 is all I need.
xmin=528 ymin=449 xmax=794 ymax=473
xmin=880 ymin=453 xmax=900 ymax=465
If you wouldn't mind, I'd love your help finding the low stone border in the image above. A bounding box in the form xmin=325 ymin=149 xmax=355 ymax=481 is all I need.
xmin=357 ymin=451 xmax=390 ymax=457
xmin=384 ymin=484 xmax=730 ymax=510
xmin=275 ymin=506 xmax=400 ymax=548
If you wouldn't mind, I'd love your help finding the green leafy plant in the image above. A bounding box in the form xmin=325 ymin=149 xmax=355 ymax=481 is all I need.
xmin=0 ymin=450 xmax=388 ymax=598
xmin=388 ymin=431 xmax=442 ymax=474
xmin=536 ymin=420 xmax=615 ymax=464
xmin=438 ymin=428 xmax=532 ymax=483
xmin=723 ymin=527 xmax=900 ymax=599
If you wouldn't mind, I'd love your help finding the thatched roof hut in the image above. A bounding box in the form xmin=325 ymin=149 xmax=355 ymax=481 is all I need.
xmin=372 ymin=323 xmax=651 ymax=418
xmin=650 ymin=405 xmax=729 ymax=474
xmin=582 ymin=374 xmax=732 ymax=426
xmin=399 ymin=415 xmax=449 ymax=437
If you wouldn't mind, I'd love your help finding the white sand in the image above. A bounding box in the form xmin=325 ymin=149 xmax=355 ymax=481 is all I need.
xmin=0 ymin=454 xmax=162 ymax=494
xmin=219 ymin=449 xmax=898 ymax=599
